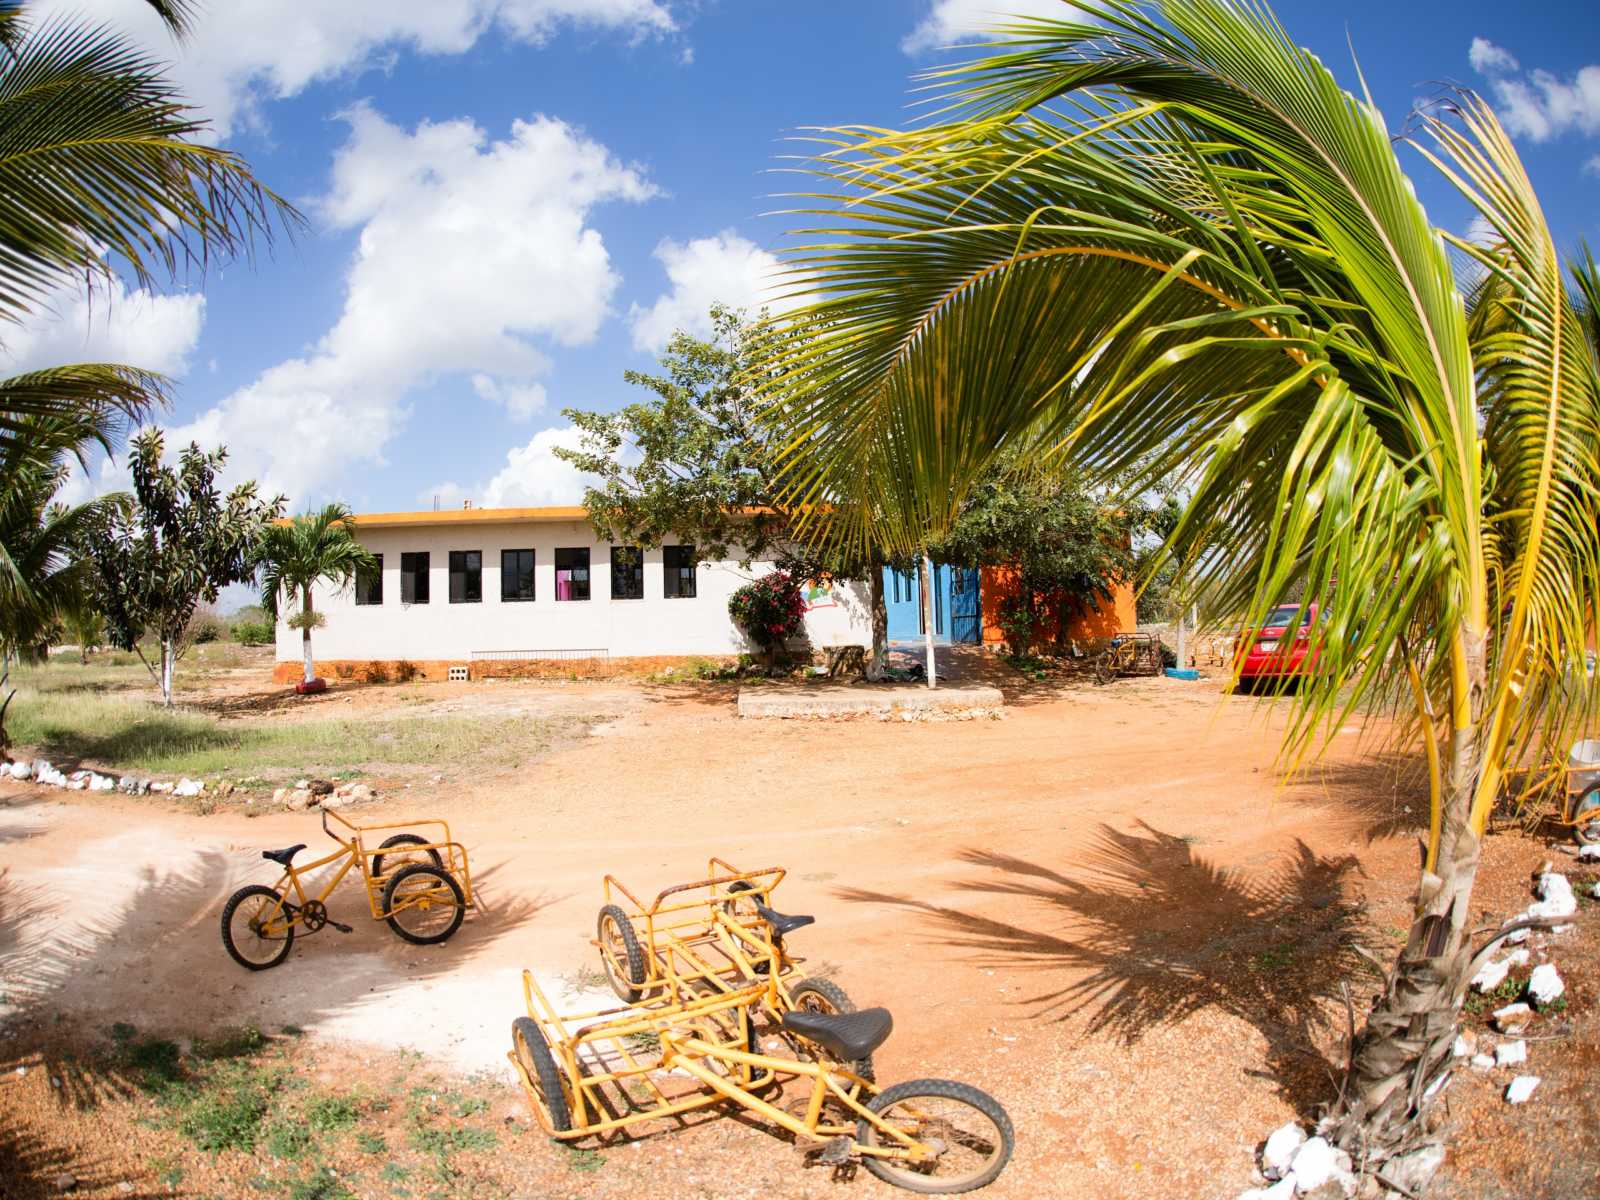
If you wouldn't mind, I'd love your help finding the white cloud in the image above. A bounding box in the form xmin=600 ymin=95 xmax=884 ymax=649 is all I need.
xmin=0 ymin=277 xmax=204 ymax=377
xmin=1468 ymin=39 xmax=1600 ymax=144
xmin=427 ymin=424 xmax=598 ymax=509
xmin=471 ymin=374 xmax=548 ymax=422
xmin=1586 ymin=154 xmax=1600 ymax=177
xmin=1469 ymin=37 xmax=1518 ymax=75
xmin=30 ymin=0 xmax=681 ymax=138
xmin=628 ymin=232 xmax=785 ymax=352
xmin=903 ymin=0 xmax=1079 ymax=55
xmin=170 ymin=106 xmax=654 ymax=505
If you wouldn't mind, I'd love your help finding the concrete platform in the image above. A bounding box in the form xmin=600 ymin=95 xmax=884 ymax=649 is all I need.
xmin=736 ymin=682 xmax=1004 ymax=720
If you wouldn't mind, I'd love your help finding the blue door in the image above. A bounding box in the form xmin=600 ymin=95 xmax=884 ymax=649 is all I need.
xmin=884 ymin=564 xmax=979 ymax=643
xmin=950 ymin=567 xmax=981 ymax=644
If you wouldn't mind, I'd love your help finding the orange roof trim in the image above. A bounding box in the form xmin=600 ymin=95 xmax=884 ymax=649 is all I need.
xmin=349 ymin=506 xmax=591 ymax=528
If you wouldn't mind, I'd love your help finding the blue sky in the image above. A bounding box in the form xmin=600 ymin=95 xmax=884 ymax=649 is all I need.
xmin=11 ymin=0 xmax=1600 ymax=519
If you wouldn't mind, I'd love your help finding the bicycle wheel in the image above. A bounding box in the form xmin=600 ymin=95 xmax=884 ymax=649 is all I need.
xmin=596 ymin=904 xmax=647 ymax=1003
xmin=382 ymin=864 xmax=465 ymax=944
xmin=371 ymin=833 xmax=443 ymax=879
xmin=856 ymin=1079 xmax=1014 ymax=1194
xmin=1092 ymin=653 xmax=1114 ymax=686
xmin=787 ymin=978 xmax=874 ymax=1081
xmin=221 ymin=885 xmax=295 ymax=970
xmin=511 ymin=1017 xmax=571 ymax=1133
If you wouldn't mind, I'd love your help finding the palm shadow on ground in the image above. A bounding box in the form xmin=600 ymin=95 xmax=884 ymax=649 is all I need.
xmin=837 ymin=824 xmax=1377 ymax=1112
xmin=0 ymin=848 xmax=551 ymax=1196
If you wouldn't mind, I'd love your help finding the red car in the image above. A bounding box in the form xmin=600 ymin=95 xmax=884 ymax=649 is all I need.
xmin=1234 ymin=602 xmax=1322 ymax=689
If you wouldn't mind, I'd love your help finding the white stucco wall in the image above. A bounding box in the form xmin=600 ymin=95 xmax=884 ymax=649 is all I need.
xmin=274 ymin=515 xmax=871 ymax=663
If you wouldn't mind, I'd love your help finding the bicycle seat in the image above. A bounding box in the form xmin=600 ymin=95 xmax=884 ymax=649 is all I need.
xmin=262 ymin=844 xmax=307 ymax=867
xmin=755 ymin=901 xmax=815 ymax=937
xmin=781 ymin=1007 xmax=893 ymax=1062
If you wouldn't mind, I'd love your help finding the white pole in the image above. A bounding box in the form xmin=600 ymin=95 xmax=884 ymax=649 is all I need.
xmin=1175 ymin=603 xmax=1187 ymax=673
xmin=920 ymin=554 xmax=938 ymax=689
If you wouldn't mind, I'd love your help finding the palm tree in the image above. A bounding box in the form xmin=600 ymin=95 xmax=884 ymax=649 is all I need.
xmin=0 ymin=0 xmax=298 ymax=446
xmin=0 ymin=415 xmax=126 ymax=752
xmin=764 ymin=0 xmax=1600 ymax=1169
xmin=255 ymin=505 xmax=375 ymax=688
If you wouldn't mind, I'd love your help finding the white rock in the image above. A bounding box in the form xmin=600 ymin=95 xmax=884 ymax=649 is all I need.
xmin=1471 ymin=956 xmax=1513 ymax=992
xmin=1289 ymin=1137 xmax=1336 ymax=1192
xmin=1536 ymin=871 xmax=1574 ymax=903
xmin=149 ymin=781 xmax=173 ymax=793
xmin=1492 ymin=1002 xmax=1532 ymax=1028
xmin=1471 ymin=1053 xmax=1496 ymax=1070
xmin=286 ymin=789 xmax=312 ymax=812
xmin=1330 ymin=1167 xmax=1359 ymax=1198
xmin=272 ymin=787 xmax=288 ymax=804
xmin=1591 ymin=881 xmax=1600 ymax=899
xmin=8 ymin=760 xmax=31 ymax=780
xmin=1239 ymin=1177 xmax=1296 ymax=1200
xmin=1494 ymin=1039 xmax=1527 ymax=1067
xmin=1452 ymin=1034 xmax=1474 ymax=1058
xmin=1528 ymin=963 xmax=1564 ymax=1006
xmin=1577 ymin=843 xmax=1600 ymax=862
xmin=1504 ymin=1075 xmax=1540 ymax=1104
xmin=174 ymin=778 xmax=204 ymax=797
xmin=1261 ymin=1122 xmax=1306 ymax=1179
xmin=88 ymin=774 xmax=114 ymax=792
xmin=319 ymin=794 xmax=346 ymax=811
xmin=1503 ymin=925 xmax=1529 ymax=945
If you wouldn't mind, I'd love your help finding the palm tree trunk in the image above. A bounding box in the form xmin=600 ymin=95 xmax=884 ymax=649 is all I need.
xmin=1328 ymin=631 xmax=1488 ymax=1161
xmin=301 ymin=586 xmax=315 ymax=685
xmin=866 ymin=553 xmax=888 ymax=681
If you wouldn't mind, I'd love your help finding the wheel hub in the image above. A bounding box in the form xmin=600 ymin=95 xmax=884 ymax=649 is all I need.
xmin=299 ymin=900 xmax=328 ymax=932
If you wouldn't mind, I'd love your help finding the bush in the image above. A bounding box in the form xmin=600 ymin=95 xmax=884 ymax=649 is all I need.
xmin=187 ymin=606 xmax=227 ymax=645
xmin=728 ymin=572 xmax=808 ymax=658
xmin=231 ymin=620 xmax=275 ymax=646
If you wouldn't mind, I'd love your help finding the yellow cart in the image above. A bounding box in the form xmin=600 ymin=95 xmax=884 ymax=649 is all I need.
xmin=508 ymin=967 xmax=1014 ymax=1193
xmin=220 ymin=808 xmax=474 ymax=969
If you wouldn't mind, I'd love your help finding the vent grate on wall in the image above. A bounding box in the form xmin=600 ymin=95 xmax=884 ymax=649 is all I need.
xmin=447 ymin=665 xmax=469 ymax=682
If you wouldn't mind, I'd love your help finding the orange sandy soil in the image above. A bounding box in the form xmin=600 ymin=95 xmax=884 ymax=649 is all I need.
xmin=0 ymin=653 xmax=1595 ymax=1199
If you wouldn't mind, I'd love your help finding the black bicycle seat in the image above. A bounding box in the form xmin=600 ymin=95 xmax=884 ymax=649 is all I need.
xmin=755 ymin=901 xmax=815 ymax=937
xmin=262 ymin=844 xmax=307 ymax=867
xmin=781 ymin=1007 xmax=893 ymax=1062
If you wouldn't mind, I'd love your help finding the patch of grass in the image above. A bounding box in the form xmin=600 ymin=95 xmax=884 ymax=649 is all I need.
xmin=445 ymin=1093 xmax=488 ymax=1119
xmin=566 ymin=965 xmax=611 ymax=991
xmin=567 ymin=1147 xmax=606 ymax=1173
xmin=146 ymin=1154 xmax=184 ymax=1189
xmin=116 ymin=1035 xmax=184 ymax=1095
xmin=1463 ymin=973 xmax=1527 ymax=1015
xmin=8 ymin=658 xmax=593 ymax=774
xmin=305 ymin=1094 xmax=359 ymax=1132
xmin=265 ymin=1118 xmax=312 ymax=1161
xmin=285 ymin=1167 xmax=353 ymax=1200
xmin=408 ymin=1126 xmax=497 ymax=1156
xmin=177 ymin=1064 xmax=278 ymax=1152
xmin=193 ymin=1025 xmax=268 ymax=1060
xmin=354 ymin=1131 xmax=386 ymax=1154
xmin=624 ymin=1031 xmax=661 ymax=1054
xmin=1251 ymin=944 xmax=1296 ymax=972
xmin=379 ymin=1162 xmax=410 ymax=1184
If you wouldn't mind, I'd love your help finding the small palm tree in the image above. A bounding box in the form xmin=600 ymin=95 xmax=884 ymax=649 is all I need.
xmin=255 ymin=505 xmax=375 ymax=688
xmin=765 ymin=0 xmax=1600 ymax=1168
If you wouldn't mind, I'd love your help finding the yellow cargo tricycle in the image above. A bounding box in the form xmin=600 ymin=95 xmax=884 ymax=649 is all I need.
xmin=508 ymin=964 xmax=1014 ymax=1193
xmin=220 ymin=808 xmax=474 ymax=969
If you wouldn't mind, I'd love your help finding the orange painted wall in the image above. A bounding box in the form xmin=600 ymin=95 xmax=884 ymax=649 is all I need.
xmin=271 ymin=654 xmax=740 ymax=686
xmin=979 ymin=565 xmax=1136 ymax=648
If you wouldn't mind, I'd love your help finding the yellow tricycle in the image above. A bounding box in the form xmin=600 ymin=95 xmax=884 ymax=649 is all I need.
xmin=594 ymin=858 xmax=874 ymax=1068
xmin=220 ymin=808 xmax=474 ymax=969
xmin=508 ymin=967 xmax=1014 ymax=1193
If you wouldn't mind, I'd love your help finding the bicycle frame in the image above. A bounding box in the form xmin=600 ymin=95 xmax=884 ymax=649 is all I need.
xmin=251 ymin=809 xmax=476 ymax=934
xmin=511 ymin=969 xmax=940 ymax=1166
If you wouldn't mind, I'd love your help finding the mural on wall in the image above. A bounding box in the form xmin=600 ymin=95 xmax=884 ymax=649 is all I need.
xmin=803 ymin=580 xmax=839 ymax=610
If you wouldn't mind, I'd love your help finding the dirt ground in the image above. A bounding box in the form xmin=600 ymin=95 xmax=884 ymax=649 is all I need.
xmin=1 ymin=653 xmax=1595 ymax=1199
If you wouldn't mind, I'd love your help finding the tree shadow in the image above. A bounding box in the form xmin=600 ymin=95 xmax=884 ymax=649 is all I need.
xmin=836 ymin=825 xmax=1375 ymax=1111
xmin=27 ymin=719 xmax=243 ymax=772
xmin=0 ymin=839 xmax=552 ymax=1193
xmin=1290 ymin=753 xmax=1432 ymax=846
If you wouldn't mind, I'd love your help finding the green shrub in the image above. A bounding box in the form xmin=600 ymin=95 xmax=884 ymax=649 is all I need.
xmin=231 ymin=620 xmax=275 ymax=646
xmin=178 ymin=1069 xmax=272 ymax=1152
xmin=188 ymin=607 xmax=228 ymax=645
xmin=728 ymin=572 xmax=807 ymax=659
xmin=305 ymin=1095 xmax=359 ymax=1132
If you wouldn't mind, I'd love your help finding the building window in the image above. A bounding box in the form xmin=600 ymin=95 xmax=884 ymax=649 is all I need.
xmin=555 ymin=548 xmax=590 ymax=601
xmin=400 ymin=552 xmax=430 ymax=604
xmin=611 ymin=546 xmax=643 ymax=600
xmin=355 ymin=554 xmax=383 ymax=605
xmin=502 ymin=549 xmax=535 ymax=602
xmin=663 ymin=545 xmax=697 ymax=599
xmin=449 ymin=550 xmax=481 ymax=603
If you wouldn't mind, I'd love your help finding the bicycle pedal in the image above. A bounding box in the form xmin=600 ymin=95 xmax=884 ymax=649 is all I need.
xmin=328 ymin=920 xmax=353 ymax=934
xmin=813 ymin=1137 xmax=853 ymax=1166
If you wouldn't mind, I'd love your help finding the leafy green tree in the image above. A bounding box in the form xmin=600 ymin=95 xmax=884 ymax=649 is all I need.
xmin=254 ymin=504 xmax=375 ymax=687
xmin=87 ymin=430 xmax=283 ymax=706
xmin=932 ymin=458 xmax=1141 ymax=654
xmin=557 ymin=305 xmax=894 ymax=675
xmin=0 ymin=416 xmax=124 ymax=751
xmin=764 ymin=0 xmax=1600 ymax=1166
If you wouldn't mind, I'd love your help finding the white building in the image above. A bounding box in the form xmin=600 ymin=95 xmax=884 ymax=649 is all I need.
xmin=271 ymin=506 xmax=871 ymax=682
